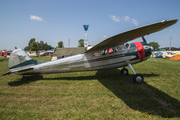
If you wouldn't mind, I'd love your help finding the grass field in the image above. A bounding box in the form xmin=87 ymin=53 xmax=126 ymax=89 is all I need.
xmin=0 ymin=57 xmax=180 ymax=119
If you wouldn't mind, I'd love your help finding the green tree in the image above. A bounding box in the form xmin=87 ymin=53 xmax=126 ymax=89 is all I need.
xmin=24 ymin=38 xmax=54 ymax=50
xmin=58 ymin=41 xmax=64 ymax=48
xmin=28 ymin=38 xmax=36 ymax=47
xmin=30 ymin=41 xmax=38 ymax=51
xmin=43 ymin=43 xmax=48 ymax=50
xmin=24 ymin=46 xmax=30 ymax=51
xmin=47 ymin=45 xmax=54 ymax=50
xmin=149 ymin=42 xmax=160 ymax=50
xmin=171 ymin=47 xmax=180 ymax=51
xmin=15 ymin=46 xmax=17 ymax=49
xmin=39 ymin=40 xmax=45 ymax=50
xmin=37 ymin=42 xmax=40 ymax=50
xmin=78 ymin=39 xmax=84 ymax=47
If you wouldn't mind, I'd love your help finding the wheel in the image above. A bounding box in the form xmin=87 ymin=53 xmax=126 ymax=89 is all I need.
xmin=121 ymin=68 xmax=129 ymax=75
xmin=24 ymin=77 xmax=28 ymax=81
xmin=133 ymin=74 xmax=144 ymax=83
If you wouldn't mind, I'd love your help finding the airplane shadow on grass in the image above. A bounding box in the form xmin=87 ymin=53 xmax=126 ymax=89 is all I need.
xmin=96 ymin=69 xmax=180 ymax=118
xmin=8 ymin=75 xmax=97 ymax=86
xmin=8 ymin=69 xmax=180 ymax=118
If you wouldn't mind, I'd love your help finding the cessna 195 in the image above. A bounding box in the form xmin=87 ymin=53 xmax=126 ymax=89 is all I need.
xmin=2 ymin=19 xmax=178 ymax=83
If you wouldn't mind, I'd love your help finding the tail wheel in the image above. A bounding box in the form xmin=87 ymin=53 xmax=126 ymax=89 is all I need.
xmin=121 ymin=68 xmax=129 ymax=75
xmin=133 ymin=74 xmax=144 ymax=83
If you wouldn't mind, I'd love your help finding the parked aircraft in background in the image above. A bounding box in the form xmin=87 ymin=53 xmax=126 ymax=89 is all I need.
xmin=163 ymin=52 xmax=174 ymax=58
xmin=1 ymin=50 xmax=11 ymax=58
xmin=2 ymin=19 xmax=178 ymax=83
xmin=163 ymin=51 xmax=180 ymax=58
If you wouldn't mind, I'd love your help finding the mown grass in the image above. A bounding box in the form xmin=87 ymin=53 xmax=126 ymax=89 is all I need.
xmin=0 ymin=57 xmax=180 ymax=119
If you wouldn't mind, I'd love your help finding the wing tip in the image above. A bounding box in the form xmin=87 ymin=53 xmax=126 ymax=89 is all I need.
xmin=173 ymin=19 xmax=179 ymax=24
xmin=166 ymin=19 xmax=178 ymax=25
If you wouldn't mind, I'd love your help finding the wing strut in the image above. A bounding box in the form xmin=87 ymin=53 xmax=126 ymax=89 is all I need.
xmin=127 ymin=63 xmax=136 ymax=74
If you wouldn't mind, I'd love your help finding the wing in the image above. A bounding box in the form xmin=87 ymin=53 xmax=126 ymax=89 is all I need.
xmin=86 ymin=19 xmax=178 ymax=53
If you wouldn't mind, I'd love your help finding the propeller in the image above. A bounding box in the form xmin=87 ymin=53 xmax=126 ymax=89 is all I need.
xmin=142 ymin=36 xmax=158 ymax=65
xmin=142 ymin=36 xmax=147 ymax=43
xmin=151 ymin=53 xmax=158 ymax=65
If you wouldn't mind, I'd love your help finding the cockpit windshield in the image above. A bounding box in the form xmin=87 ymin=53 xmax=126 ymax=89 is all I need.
xmin=118 ymin=43 xmax=129 ymax=53
xmin=125 ymin=43 xmax=129 ymax=48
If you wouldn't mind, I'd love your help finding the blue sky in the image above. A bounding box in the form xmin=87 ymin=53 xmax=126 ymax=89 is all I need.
xmin=0 ymin=0 xmax=180 ymax=50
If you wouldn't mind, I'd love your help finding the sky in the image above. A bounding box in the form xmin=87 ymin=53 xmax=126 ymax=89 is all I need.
xmin=0 ymin=0 xmax=180 ymax=51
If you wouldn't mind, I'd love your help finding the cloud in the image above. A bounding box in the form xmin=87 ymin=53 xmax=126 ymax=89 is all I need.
xmin=110 ymin=15 xmax=120 ymax=22
xmin=132 ymin=19 xmax=138 ymax=26
xmin=110 ymin=15 xmax=139 ymax=26
xmin=30 ymin=15 xmax=43 ymax=21
xmin=123 ymin=16 xmax=130 ymax=21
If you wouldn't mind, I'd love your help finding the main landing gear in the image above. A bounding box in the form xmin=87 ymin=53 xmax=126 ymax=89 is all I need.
xmin=121 ymin=63 xmax=144 ymax=83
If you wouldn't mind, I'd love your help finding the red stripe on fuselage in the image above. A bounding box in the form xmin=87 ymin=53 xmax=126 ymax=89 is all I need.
xmin=134 ymin=42 xmax=145 ymax=59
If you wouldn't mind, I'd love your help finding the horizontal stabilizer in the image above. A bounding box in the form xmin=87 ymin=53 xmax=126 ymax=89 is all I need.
xmin=2 ymin=67 xmax=33 ymax=76
xmin=2 ymin=71 xmax=11 ymax=76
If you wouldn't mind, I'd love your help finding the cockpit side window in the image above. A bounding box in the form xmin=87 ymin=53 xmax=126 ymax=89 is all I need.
xmin=125 ymin=43 xmax=129 ymax=49
xmin=118 ymin=43 xmax=129 ymax=53
xmin=118 ymin=45 xmax=125 ymax=51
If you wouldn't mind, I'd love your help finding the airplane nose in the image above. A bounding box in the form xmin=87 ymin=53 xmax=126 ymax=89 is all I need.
xmin=134 ymin=42 xmax=145 ymax=59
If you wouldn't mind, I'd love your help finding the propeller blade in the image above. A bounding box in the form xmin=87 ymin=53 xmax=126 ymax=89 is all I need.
xmin=151 ymin=53 xmax=158 ymax=65
xmin=142 ymin=36 xmax=147 ymax=43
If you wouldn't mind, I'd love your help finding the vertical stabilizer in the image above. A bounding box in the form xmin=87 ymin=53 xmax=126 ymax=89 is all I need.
xmin=9 ymin=49 xmax=32 ymax=71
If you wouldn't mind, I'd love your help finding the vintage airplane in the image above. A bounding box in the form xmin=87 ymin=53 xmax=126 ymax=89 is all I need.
xmin=2 ymin=19 xmax=178 ymax=83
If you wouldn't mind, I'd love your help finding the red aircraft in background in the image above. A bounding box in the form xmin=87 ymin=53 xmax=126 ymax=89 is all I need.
xmin=1 ymin=50 xmax=11 ymax=58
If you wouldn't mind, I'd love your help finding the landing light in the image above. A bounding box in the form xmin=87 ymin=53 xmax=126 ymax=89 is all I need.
xmin=161 ymin=20 xmax=167 ymax=22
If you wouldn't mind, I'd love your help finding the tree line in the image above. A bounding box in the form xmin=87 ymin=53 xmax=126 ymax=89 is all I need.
xmin=23 ymin=39 xmax=179 ymax=51
xmin=160 ymin=47 xmax=180 ymax=51
xmin=149 ymin=41 xmax=180 ymax=51
xmin=24 ymin=38 xmax=54 ymax=51
xmin=57 ymin=39 xmax=85 ymax=48
xmin=24 ymin=38 xmax=85 ymax=51
xmin=23 ymin=38 xmax=179 ymax=51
